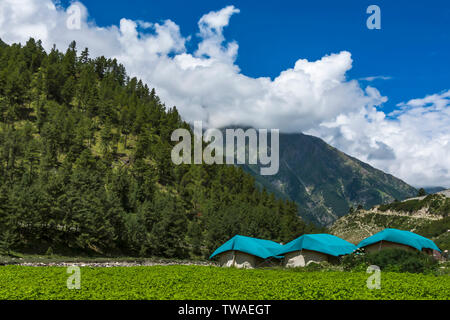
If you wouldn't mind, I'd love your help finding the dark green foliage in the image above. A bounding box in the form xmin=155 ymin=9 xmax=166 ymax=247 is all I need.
xmin=417 ymin=217 xmax=450 ymax=238
xmin=0 ymin=38 xmax=319 ymax=258
xmin=342 ymin=248 xmax=439 ymax=273
xmin=379 ymin=194 xmax=449 ymax=216
xmin=434 ymin=232 xmax=450 ymax=253
xmin=341 ymin=249 xmax=366 ymax=271
xmin=379 ymin=199 xmax=422 ymax=213
xmin=417 ymin=188 xmax=427 ymax=197
xmin=45 ymin=247 xmax=53 ymax=256
xmin=417 ymin=217 xmax=450 ymax=251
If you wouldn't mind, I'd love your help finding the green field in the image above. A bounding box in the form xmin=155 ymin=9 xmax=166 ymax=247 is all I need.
xmin=0 ymin=265 xmax=449 ymax=300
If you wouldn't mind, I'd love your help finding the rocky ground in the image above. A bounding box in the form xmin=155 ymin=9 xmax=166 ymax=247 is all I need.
xmin=13 ymin=261 xmax=216 ymax=267
xmin=0 ymin=255 xmax=216 ymax=267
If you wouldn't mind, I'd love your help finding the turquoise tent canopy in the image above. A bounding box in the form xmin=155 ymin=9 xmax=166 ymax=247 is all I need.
xmin=357 ymin=228 xmax=441 ymax=252
xmin=275 ymin=234 xmax=357 ymax=257
xmin=209 ymin=235 xmax=283 ymax=259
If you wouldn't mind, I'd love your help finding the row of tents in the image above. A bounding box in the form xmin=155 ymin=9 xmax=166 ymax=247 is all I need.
xmin=209 ymin=228 xmax=441 ymax=268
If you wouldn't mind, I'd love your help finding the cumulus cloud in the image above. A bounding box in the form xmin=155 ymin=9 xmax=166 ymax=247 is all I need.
xmin=0 ymin=0 xmax=448 ymax=187
xmin=309 ymin=90 xmax=450 ymax=187
xmin=196 ymin=5 xmax=240 ymax=63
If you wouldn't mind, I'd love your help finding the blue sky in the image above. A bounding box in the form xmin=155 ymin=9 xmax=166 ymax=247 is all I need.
xmin=59 ymin=0 xmax=450 ymax=115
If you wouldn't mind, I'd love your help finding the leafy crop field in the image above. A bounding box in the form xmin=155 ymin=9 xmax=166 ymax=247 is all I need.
xmin=0 ymin=265 xmax=449 ymax=300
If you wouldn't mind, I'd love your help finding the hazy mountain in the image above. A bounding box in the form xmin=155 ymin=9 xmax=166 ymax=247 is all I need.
xmin=423 ymin=186 xmax=447 ymax=194
xmin=241 ymin=132 xmax=417 ymax=226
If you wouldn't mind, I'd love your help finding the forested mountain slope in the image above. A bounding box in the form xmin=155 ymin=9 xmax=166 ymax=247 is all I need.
xmin=0 ymin=38 xmax=322 ymax=258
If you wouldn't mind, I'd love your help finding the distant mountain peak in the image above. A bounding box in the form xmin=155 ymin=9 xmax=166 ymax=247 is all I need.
xmin=240 ymin=131 xmax=417 ymax=226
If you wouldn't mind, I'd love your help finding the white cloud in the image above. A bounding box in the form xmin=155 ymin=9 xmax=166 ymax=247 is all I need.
xmin=196 ymin=5 xmax=240 ymax=63
xmin=359 ymin=75 xmax=392 ymax=81
xmin=0 ymin=0 xmax=448 ymax=187
xmin=309 ymin=90 xmax=450 ymax=187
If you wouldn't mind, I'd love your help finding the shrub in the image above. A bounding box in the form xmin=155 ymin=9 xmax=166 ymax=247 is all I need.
xmin=435 ymin=232 xmax=450 ymax=252
xmin=341 ymin=249 xmax=367 ymax=271
xmin=417 ymin=188 xmax=427 ymax=197
xmin=343 ymin=248 xmax=438 ymax=273
xmin=304 ymin=262 xmax=323 ymax=271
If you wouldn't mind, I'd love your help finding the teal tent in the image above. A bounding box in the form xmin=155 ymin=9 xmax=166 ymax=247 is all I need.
xmin=357 ymin=228 xmax=441 ymax=252
xmin=275 ymin=234 xmax=357 ymax=257
xmin=209 ymin=235 xmax=283 ymax=259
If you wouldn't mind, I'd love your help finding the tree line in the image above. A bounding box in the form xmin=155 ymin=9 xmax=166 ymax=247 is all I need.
xmin=0 ymin=38 xmax=323 ymax=258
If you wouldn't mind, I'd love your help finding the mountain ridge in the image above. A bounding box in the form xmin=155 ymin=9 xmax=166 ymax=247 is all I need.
xmin=240 ymin=132 xmax=417 ymax=226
